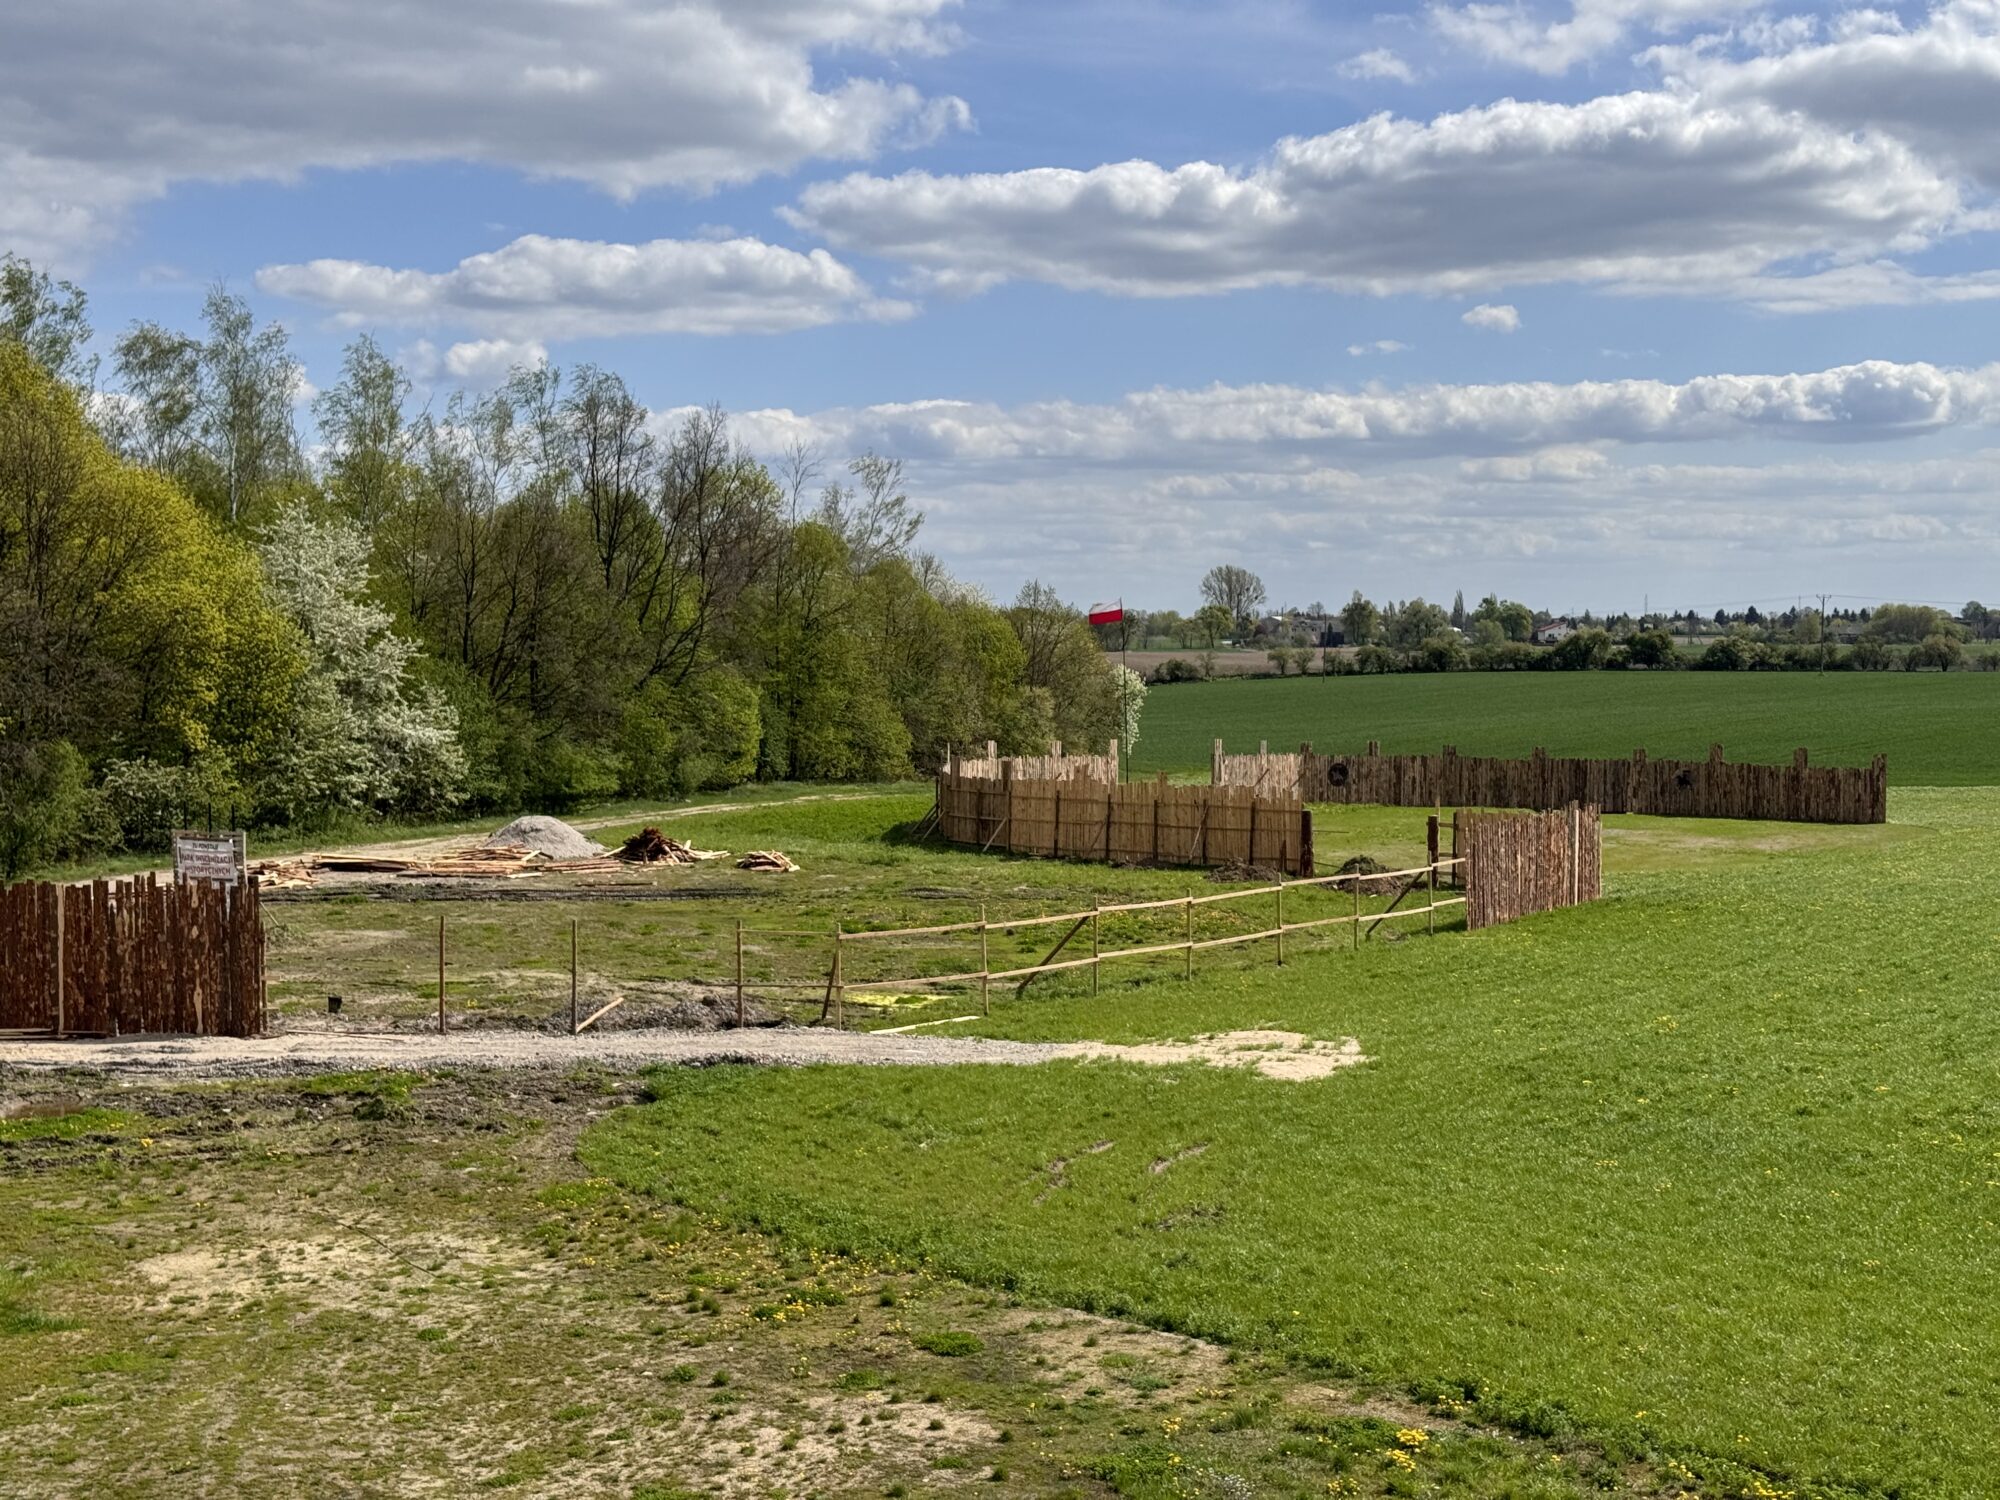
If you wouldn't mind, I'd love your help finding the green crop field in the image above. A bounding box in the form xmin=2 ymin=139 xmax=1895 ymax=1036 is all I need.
xmin=1131 ymin=671 xmax=2000 ymax=784
xmin=587 ymin=785 xmax=2000 ymax=1500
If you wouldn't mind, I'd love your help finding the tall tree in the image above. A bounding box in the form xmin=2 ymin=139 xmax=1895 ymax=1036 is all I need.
xmin=1200 ymin=564 xmax=1267 ymax=632
xmin=315 ymin=334 xmax=411 ymax=528
xmin=817 ymin=451 xmax=922 ymax=571
xmin=1341 ymin=591 xmax=1379 ymax=647
xmin=112 ymin=322 xmax=205 ymax=482
xmin=198 ymin=286 xmax=302 ymax=524
xmin=0 ymin=255 xmax=94 ymax=389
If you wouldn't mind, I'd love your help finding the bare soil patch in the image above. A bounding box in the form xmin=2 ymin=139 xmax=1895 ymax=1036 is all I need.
xmin=1066 ymin=1028 xmax=1371 ymax=1081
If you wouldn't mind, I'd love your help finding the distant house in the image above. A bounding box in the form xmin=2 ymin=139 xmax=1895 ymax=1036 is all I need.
xmin=1533 ymin=618 xmax=1577 ymax=645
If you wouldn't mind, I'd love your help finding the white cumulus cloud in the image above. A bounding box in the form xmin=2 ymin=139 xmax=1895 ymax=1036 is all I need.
xmin=1462 ymin=303 xmax=1522 ymax=332
xmin=257 ymin=235 xmax=911 ymax=340
xmin=0 ymin=0 xmax=970 ymax=264
xmin=1429 ymin=0 xmax=1763 ymax=74
xmin=786 ymin=90 xmax=1963 ymax=303
xmin=1665 ymin=0 xmax=2000 ymax=191
xmin=1340 ymin=48 xmax=1419 ymax=82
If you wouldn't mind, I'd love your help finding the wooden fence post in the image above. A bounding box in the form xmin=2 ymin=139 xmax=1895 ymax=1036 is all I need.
xmin=1275 ymin=874 xmax=1285 ymax=966
xmin=1351 ymin=874 xmax=1361 ymax=951
xmin=734 ymin=918 xmax=745 ymax=1028
xmin=979 ymin=905 xmax=990 ymax=1015
xmin=1091 ymin=899 xmax=1101 ymax=996
xmin=831 ymin=923 xmax=845 ymax=1029
xmin=53 ymin=883 xmax=64 ymax=1039
xmin=437 ymin=913 xmax=447 ymax=1035
xmin=570 ymin=918 xmax=580 ymax=1034
xmin=1427 ymin=815 xmax=1439 ymax=937
xmin=1568 ymin=804 xmax=1584 ymax=912
xmin=1183 ymin=894 xmax=1194 ymax=980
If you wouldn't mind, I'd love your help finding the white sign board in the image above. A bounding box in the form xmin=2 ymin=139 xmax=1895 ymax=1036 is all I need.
xmin=173 ymin=830 xmax=246 ymax=884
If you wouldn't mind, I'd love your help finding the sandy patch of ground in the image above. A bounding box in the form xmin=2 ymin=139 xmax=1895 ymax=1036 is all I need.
xmin=133 ymin=1230 xmax=536 ymax=1309
xmin=0 ymin=1024 xmax=1371 ymax=1082
xmin=1064 ymin=1029 xmax=1370 ymax=1081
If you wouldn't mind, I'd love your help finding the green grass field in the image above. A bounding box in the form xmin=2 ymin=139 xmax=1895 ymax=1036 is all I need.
xmin=585 ymin=786 xmax=2000 ymax=1500
xmin=15 ymin=677 xmax=2000 ymax=1498
xmin=1132 ymin=672 xmax=2000 ymax=783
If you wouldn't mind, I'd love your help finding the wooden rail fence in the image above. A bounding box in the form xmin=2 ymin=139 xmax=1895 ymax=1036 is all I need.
xmin=1214 ymin=739 xmax=1886 ymax=824
xmin=936 ymin=766 xmax=1314 ymax=876
xmin=0 ymin=875 xmax=267 ymax=1037
xmin=1461 ymin=805 xmax=1601 ymax=930
xmin=818 ymin=848 xmax=1466 ymax=1025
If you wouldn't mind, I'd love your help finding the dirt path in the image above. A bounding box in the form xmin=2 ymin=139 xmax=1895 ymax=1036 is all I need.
xmin=0 ymin=1025 xmax=1361 ymax=1083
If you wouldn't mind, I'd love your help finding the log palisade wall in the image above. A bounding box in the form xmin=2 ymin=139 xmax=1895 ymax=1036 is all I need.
xmin=937 ymin=768 xmax=1313 ymax=876
xmin=0 ymin=875 xmax=267 ymax=1037
xmin=943 ymin=741 xmax=1118 ymax=785
xmin=1214 ymin=740 xmax=1886 ymax=825
xmin=1460 ymin=805 xmax=1601 ymax=930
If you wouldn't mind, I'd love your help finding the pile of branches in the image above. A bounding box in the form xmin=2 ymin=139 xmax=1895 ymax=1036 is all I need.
xmin=618 ymin=827 xmax=727 ymax=865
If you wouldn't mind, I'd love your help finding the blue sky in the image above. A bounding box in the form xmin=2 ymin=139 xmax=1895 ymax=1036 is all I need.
xmin=8 ymin=0 xmax=2000 ymax=615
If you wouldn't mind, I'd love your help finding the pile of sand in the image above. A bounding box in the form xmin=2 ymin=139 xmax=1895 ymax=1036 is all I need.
xmin=484 ymin=816 xmax=606 ymax=861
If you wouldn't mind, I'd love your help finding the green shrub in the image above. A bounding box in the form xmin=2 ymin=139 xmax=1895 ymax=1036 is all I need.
xmin=1410 ymin=633 xmax=1466 ymax=673
xmin=1697 ymin=635 xmax=1756 ymax=671
xmin=912 ymin=1330 xmax=983 ymax=1357
xmin=1549 ymin=628 xmax=1613 ymax=671
xmin=0 ymin=740 xmax=113 ymax=878
xmin=100 ymin=756 xmax=240 ymax=849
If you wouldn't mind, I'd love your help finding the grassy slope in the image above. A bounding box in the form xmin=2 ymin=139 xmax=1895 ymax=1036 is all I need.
xmin=0 ymin=1074 xmax=1731 ymax=1500
xmin=1132 ymin=672 xmax=2000 ymax=783
xmin=586 ymin=787 xmax=2000 ymax=1499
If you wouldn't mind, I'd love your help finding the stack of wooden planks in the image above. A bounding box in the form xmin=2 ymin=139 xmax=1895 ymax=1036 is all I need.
xmin=310 ymin=844 xmax=626 ymax=880
xmin=737 ymin=851 xmax=800 ymax=872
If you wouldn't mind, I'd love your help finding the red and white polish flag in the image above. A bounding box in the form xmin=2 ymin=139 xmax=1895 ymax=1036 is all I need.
xmin=1088 ymin=600 xmax=1124 ymax=625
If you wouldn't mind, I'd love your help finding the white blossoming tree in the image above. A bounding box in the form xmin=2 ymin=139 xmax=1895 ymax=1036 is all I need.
xmin=256 ymin=501 xmax=466 ymax=823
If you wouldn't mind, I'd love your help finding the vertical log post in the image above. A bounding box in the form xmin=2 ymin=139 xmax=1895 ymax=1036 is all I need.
xmin=979 ymin=905 xmax=990 ymax=1015
xmin=1351 ymin=873 xmax=1361 ymax=951
xmin=1275 ymin=873 xmax=1285 ymax=966
xmin=570 ymin=917 xmax=579 ymax=1034
xmin=1427 ymin=815 xmax=1440 ymax=937
xmin=1183 ymin=894 xmax=1194 ymax=980
xmin=437 ymin=913 xmax=447 ymax=1035
xmin=1091 ymin=899 xmax=1101 ymax=996
xmin=832 ymin=923 xmax=845 ymax=1029
xmin=53 ymin=883 xmax=65 ymax=1039
xmin=734 ymin=918 xmax=745 ymax=1028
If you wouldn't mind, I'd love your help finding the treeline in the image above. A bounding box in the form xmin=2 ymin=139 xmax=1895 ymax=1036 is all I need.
xmin=1151 ymin=614 xmax=1992 ymax=682
xmin=0 ymin=257 xmax=1138 ymax=874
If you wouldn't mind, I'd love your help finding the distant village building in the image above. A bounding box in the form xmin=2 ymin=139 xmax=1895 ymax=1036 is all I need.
xmin=1533 ymin=618 xmax=1577 ymax=645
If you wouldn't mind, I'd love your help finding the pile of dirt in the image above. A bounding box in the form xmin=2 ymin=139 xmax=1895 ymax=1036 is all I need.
xmin=484 ymin=816 xmax=606 ymax=861
xmin=1205 ymin=861 xmax=1286 ymax=884
xmin=1336 ymin=854 xmax=1387 ymax=876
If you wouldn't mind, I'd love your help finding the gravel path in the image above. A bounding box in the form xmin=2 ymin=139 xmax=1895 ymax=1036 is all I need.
xmin=0 ymin=1026 xmax=1075 ymax=1081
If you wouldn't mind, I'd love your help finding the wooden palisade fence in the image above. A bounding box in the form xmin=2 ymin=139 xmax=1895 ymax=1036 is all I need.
xmin=1214 ymin=740 xmax=1885 ymax=825
xmin=0 ymin=874 xmax=267 ymax=1038
xmin=1460 ymin=805 xmax=1601 ymax=930
xmin=936 ymin=766 xmax=1314 ymax=876
xmin=942 ymin=740 xmax=1119 ymax=785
